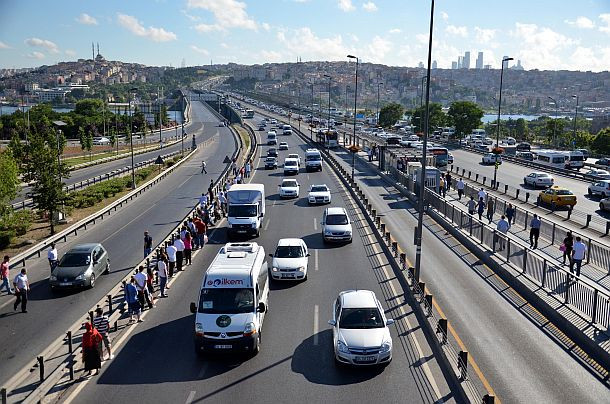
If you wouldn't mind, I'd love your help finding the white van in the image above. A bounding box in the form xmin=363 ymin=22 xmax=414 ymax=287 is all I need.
xmin=282 ymin=124 xmax=292 ymax=135
xmin=305 ymin=149 xmax=322 ymax=172
xmin=190 ymin=243 xmax=268 ymax=356
xmin=267 ymin=131 xmax=277 ymax=145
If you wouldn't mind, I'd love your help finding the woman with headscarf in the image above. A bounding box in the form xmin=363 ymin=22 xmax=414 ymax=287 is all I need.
xmin=82 ymin=322 xmax=102 ymax=377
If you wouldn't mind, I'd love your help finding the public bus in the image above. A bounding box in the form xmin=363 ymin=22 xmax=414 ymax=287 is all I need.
xmin=244 ymin=109 xmax=255 ymax=118
xmin=535 ymin=150 xmax=568 ymax=169
xmin=426 ymin=146 xmax=449 ymax=168
xmin=316 ymin=129 xmax=339 ymax=148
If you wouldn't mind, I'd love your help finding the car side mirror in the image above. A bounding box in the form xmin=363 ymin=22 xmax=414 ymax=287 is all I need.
xmin=190 ymin=302 xmax=197 ymax=314
xmin=269 ymin=253 xmax=273 ymax=258
xmin=386 ymin=319 xmax=395 ymax=326
xmin=306 ymin=253 xmax=311 ymax=257
xmin=257 ymin=302 xmax=266 ymax=313
xmin=328 ymin=320 xmax=336 ymax=326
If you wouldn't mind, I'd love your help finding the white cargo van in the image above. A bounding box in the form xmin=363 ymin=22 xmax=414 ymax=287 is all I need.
xmin=282 ymin=124 xmax=292 ymax=135
xmin=305 ymin=149 xmax=322 ymax=172
xmin=267 ymin=131 xmax=277 ymax=145
xmin=190 ymin=243 xmax=268 ymax=356
xmin=227 ymin=184 xmax=266 ymax=238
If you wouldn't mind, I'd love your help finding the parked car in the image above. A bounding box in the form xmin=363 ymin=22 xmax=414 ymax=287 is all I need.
xmin=523 ymin=172 xmax=554 ymax=188
xmin=588 ymin=180 xmax=610 ymax=198
xmin=50 ymin=243 xmax=109 ymax=290
xmin=537 ymin=186 xmax=577 ymax=208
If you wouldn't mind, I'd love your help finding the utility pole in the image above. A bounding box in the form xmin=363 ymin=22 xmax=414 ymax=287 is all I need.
xmin=181 ymin=94 xmax=185 ymax=156
xmin=129 ymin=88 xmax=138 ymax=189
xmin=572 ymin=94 xmax=579 ymax=150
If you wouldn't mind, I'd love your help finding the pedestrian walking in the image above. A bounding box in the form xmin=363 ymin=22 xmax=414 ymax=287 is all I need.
xmin=496 ymin=215 xmax=510 ymax=250
xmin=184 ymin=232 xmax=193 ymax=266
xmin=0 ymin=255 xmax=14 ymax=295
xmin=174 ymin=235 xmax=185 ymax=272
xmin=124 ymin=278 xmax=142 ymax=323
xmin=457 ymin=178 xmax=465 ymax=200
xmin=439 ymin=176 xmax=446 ymax=198
xmin=201 ymin=160 xmax=207 ymax=174
xmin=187 ymin=219 xmax=197 ymax=248
xmin=157 ymin=253 xmax=169 ymax=298
xmin=81 ymin=322 xmax=102 ymax=377
xmin=486 ymin=198 xmax=495 ymax=223
xmin=368 ymin=148 xmax=373 ymax=162
xmin=505 ymin=203 xmax=515 ymax=226
xmin=529 ymin=214 xmax=541 ymax=249
xmin=13 ymin=268 xmax=29 ymax=313
xmin=208 ymin=179 xmax=215 ymax=201
xmin=143 ymin=231 xmax=153 ymax=259
xmin=199 ymin=193 xmax=208 ymax=208
xmin=166 ymin=243 xmax=177 ymax=278
xmin=218 ymin=191 xmax=227 ymax=216
xmin=445 ymin=173 xmax=452 ymax=191
xmin=570 ymin=237 xmax=586 ymax=277
xmin=467 ymin=196 xmax=476 ymax=215
xmin=134 ymin=266 xmax=153 ymax=310
xmin=93 ymin=307 xmax=113 ymax=360
xmin=562 ymin=231 xmax=574 ymax=266
xmin=245 ymin=162 xmax=251 ymax=178
xmin=48 ymin=242 xmax=58 ymax=273
xmin=477 ymin=198 xmax=486 ymax=221
xmin=477 ymin=188 xmax=487 ymax=202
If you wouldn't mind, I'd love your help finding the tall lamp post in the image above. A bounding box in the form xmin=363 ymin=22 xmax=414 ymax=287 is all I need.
xmin=52 ymin=120 xmax=67 ymax=224
xmin=492 ymin=56 xmax=513 ymax=189
xmin=310 ymin=81 xmax=314 ymax=140
xmin=376 ymin=81 xmax=383 ymax=126
xmin=297 ymin=85 xmax=301 ymax=133
xmin=420 ymin=76 xmax=426 ymax=108
xmin=323 ymin=74 xmax=332 ymax=150
xmin=414 ymin=0 xmax=435 ymax=283
xmin=571 ymin=94 xmax=579 ymax=150
xmin=347 ymin=54 xmax=359 ymax=176
xmin=129 ymin=87 xmax=138 ymax=189
xmin=547 ymin=96 xmax=558 ymax=147
xmin=181 ymin=93 xmax=185 ymax=156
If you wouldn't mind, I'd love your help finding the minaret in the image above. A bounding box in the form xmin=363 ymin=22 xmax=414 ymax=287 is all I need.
xmin=92 ymin=42 xmax=95 ymax=60
xmin=97 ymin=43 xmax=100 ymax=57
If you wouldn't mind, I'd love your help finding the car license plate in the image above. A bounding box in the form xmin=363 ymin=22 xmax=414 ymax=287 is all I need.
xmin=237 ymin=230 xmax=246 ymax=233
xmin=283 ymin=273 xmax=295 ymax=278
xmin=214 ymin=344 xmax=232 ymax=349
xmin=60 ymin=282 xmax=71 ymax=286
xmin=355 ymin=355 xmax=376 ymax=362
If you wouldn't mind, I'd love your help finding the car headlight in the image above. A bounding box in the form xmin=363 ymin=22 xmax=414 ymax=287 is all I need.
xmin=251 ymin=223 xmax=257 ymax=228
xmin=298 ymin=266 xmax=306 ymax=272
xmin=271 ymin=267 xmax=279 ymax=272
xmin=195 ymin=322 xmax=204 ymax=336
xmin=244 ymin=322 xmax=257 ymax=336
xmin=227 ymin=222 xmax=233 ymax=228
xmin=380 ymin=341 xmax=392 ymax=353
xmin=337 ymin=341 xmax=350 ymax=353
xmin=75 ymin=274 xmax=85 ymax=280
xmin=324 ymin=229 xmax=332 ymax=235
xmin=50 ymin=275 xmax=57 ymax=281
xmin=345 ymin=230 xmax=352 ymax=235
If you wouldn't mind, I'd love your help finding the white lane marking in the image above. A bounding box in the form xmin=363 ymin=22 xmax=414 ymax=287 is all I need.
xmin=314 ymin=249 xmax=319 ymax=271
xmin=264 ymin=218 xmax=271 ymax=231
xmin=273 ymin=199 xmax=277 ymax=206
xmin=185 ymin=390 xmax=196 ymax=404
xmin=313 ymin=217 xmax=318 ymax=231
xmin=313 ymin=305 xmax=320 ymax=345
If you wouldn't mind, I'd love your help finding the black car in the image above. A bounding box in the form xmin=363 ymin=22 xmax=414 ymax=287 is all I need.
xmin=267 ymin=148 xmax=278 ymax=157
xmin=595 ymin=158 xmax=610 ymax=167
xmin=516 ymin=142 xmax=531 ymax=151
xmin=265 ymin=156 xmax=278 ymax=169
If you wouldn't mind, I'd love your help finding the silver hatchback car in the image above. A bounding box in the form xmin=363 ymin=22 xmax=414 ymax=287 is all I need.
xmin=50 ymin=243 xmax=110 ymax=290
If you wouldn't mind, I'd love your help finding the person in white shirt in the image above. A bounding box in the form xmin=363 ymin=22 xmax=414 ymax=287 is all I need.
xmin=134 ymin=266 xmax=153 ymax=310
xmin=165 ymin=244 xmax=177 ymax=277
xmin=570 ymin=237 xmax=587 ymax=277
xmin=199 ymin=193 xmax=208 ymax=207
xmin=157 ymin=253 xmax=169 ymax=298
xmin=456 ymin=179 xmax=465 ymax=200
xmin=477 ymin=188 xmax=487 ymax=202
xmin=13 ymin=268 xmax=30 ymax=313
xmin=496 ymin=215 xmax=510 ymax=250
xmin=173 ymin=236 xmax=185 ymax=272
xmin=218 ymin=192 xmax=227 ymax=216
xmin=48 ymin=243 xmax=58 ymax=273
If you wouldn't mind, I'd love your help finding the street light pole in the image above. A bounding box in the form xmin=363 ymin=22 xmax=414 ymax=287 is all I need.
xmin=347 ymin=54 xmax=359 ymax=177
xmin=324 ymin=74 xmax=332 ymax=151
xmin=159 ymin=86 xmax=163 ymax=144
xmin=548 ymin=96 xmax=558 ymax=147
xmin=420 ymin=76 xmax=426 ymax=108
xmin=492 ymin=56 xmax=513 ymax=189
xmin=181 ymin=94 xmax=185 ymax=156
xmin=414 ymin=0 xmax=435 ymax=283
xmin=129 ymin=88 xmax=138 ymax=189
xmin=297 ymin=85 xmax=301 ymax=133
xmin=310 ymin=81 xmax=314 ymax=140
xmin=376 ymin=82 xmax=383 ymax=126
xmin=572 ymin=94 xmax=579 ymax=150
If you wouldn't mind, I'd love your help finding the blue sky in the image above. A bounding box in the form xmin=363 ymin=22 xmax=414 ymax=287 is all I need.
xmin=0 ymin=0 xmax=609 ymax=71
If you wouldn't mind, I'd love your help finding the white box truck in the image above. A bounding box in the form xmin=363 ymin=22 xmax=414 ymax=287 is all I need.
xmin=227 ymin=184 xmax=266 ymax=239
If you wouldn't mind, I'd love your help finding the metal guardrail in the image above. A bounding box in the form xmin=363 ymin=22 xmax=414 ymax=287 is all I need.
xmin=2 ymin=118 xmax=253 ymax=404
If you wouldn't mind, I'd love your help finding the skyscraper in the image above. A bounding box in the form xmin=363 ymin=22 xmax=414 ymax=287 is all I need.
xmin=476 ymin=52 xmax=484 ymax=69
xmin=463 ymin=51 xmax=470 ymax=69
xmin=432 ymin=60 xmax=437 ymax=69
xmin=451 ymin=61 xmax=458 ymax=69
xmin=457 ymin=56 xmax=463 ymax=69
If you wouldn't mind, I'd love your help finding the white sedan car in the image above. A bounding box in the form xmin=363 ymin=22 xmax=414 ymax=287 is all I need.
xmin=329 ymin=290 xmax=394 ymax=366
xmin=585 ymin=169 xmax=610 ymax=180
xmin=308 ymin=184 xmax=331 ymax=204
xmin=279 ymin=179 xmax=300 ymax=198
xmin=588 ymin=180 xmax=610 ymax=198
xmin=523 ymin=172 xmax=554 ymax=188
xmin=269 ymin=238 xmax=309 ymax=281
xmin=482 ymin=153 xmax=502 ymax=165
xmin=92 ymin=136 xmax=111 ymax=145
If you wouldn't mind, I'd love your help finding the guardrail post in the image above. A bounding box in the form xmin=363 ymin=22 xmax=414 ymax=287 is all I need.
xmin=89 ymin=311 xmax=94 ymax=323
xmin=68 ymin=358 xmax=74 ymax=381
xmin=38 ymin=356 xmax=45 ymax=382
xmin=483 ymin=394 xmax=495 ymax=404
xmin=506 ymin=239 xmax=511 ymax=262
xmin=391 ymin=241 xmax=398 ymax=257
xmin=606 ymin=221 xmax=610 ymax=236
xmin=504 ymin=184 xmax=508 ymax=194
xmin=585 ymin=214 xmax=591 ymax=227
xmin=525 ymin=192 xmax=530 ymax=203
xmin=436 ymin=318 xmax=448 ymax=345
xmin=108 ymin=294 xmax=113 ymax=313
xmin=380 ymin=223 xmax=386 ymax=235
xmin=475 ymin=173 xmax=479 ymax=182
xmin=399 ymin=253 xmax=406 ymax=270
xmin=371 ymin=209 xmax=377 ymax=219
xmin=592 ymin=289 xmax=598 ymax=324
xmin=458 ymin=350 xmax=468 ymax=380
xmin=468 ymin=171 xmax=471 ymax=179
xmin=482 ymin=176 xmax=486 ymax=186
xmin=542 ymin=260 xmax=547 ymax=288
xmin=586 ymin=237 xmax=592 ymax=264
xmin=516 ymin=189 xmax=520 ymax=199
xmin=522 ymin=248 xmax=528 ymax=274
xmin=2 ymin=387 xmax=7 ymax=404
xmin=424 ymin=294 xmax=433 ymax=317
xmin=564 ymin=272 xmax=571 ymax=303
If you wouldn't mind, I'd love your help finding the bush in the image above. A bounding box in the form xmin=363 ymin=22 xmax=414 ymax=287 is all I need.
xmin=0 ymin=229 xmax=15 ymax=249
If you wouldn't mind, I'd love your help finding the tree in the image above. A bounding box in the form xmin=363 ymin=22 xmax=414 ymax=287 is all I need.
xmin=378 ymin=103 xmax=404 ymax=128
xmin=544 ymin=118 xmax=565 ymax=145
xmin=515 ymin=118 xmax=528 ymax=140
xmin=448 ymin=101 xmax=484 ymax=138
xmin=410 ymin=103 xmax=448 ymax=133
xmin=0 ymin=151 xmax=20 ymax=213
xmin=592 ymin=128 xmax=610 ymax=155
xmin=78 ymin=126 xmax=93 ymax=160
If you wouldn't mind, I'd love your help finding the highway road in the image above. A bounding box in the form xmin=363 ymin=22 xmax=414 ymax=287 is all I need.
xmin=233 ymin=99 xmax=610 ymax=403
xmin=0 ymin=100 xmax=235 ymax=385
xmin=63 ymin=115 xmax=455 ymax=404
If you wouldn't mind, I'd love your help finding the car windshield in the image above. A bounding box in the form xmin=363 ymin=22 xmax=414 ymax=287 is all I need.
xmin=326 ymin=214 xmax=348 ymax=225
xmin=288 ymin=155 xmax=299 ymax=159
xmin=228 ymin=205 xmax=257 ymax=217
xmin=306 ymin=155 xmax=321 ymax=161
xmin=340 ymin=308 xmax=384 ymax=329
xmin=556 ymin=190 xmax=573 ymax=196
xmin=570 ymin=155 xmax=584 ymax=161
xmin=283 ymin=181 xmax=298 ymax=187
xmin=311 ymin=186 xmax=328 ymax=192
xmin=285 ymin=161 xmax=297 ymax=167
xmin=266 ymin=157 xmax=275 ymax=162
xmin=275 ymin=245 xmax=304 ymax=258
xmin=198 ymin=288 xmax=254 ymax=314
xmin=59 ymin=253 xmax=90 ymax=267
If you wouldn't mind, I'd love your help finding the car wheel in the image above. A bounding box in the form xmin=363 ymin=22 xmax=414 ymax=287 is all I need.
xmin=303 ymin=272 xmax=308 ymax=281
xmin=104 ymin=263 xmax=110 ymax=275
xmin=600 ymin=202 xmax=605 ymax=211
xmin=89 ymin=273 xmax=96 ymax=289
xmin=588 ymin=189 xmax=592 ymax=196
xmin=603 ymin=192 xmax=608 ymax=199
xmin=252 ymin=333 xmax=261 ymax=356
xmin=536 ymin=196 xmax=542 ymax=205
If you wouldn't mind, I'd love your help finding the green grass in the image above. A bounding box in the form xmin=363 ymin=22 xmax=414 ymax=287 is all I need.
xmin=65 ymin=144 xmax=161 ymax=167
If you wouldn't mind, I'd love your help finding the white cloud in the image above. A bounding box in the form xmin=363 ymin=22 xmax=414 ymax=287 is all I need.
xmin=27 ymin=51 xmax=45 ymax=60
xmin=117 ymin=13 xmax=177 ymax=42
xmin=187 ymin=0 xmax=257 ymax=30
xmin=474 ymin=27 xmax=497 ymax=44
xmin=181 ymin=9 xmax=201 ymax=22
xmin=569 ymin=46 xmax=610 ymax=71
xmin=277 ymin=27 xmax=351 ymax=60
xmin=415 ymin=33 xmax=428 ymax=44
xmin=365 ymin=36 xmax=391 ymax=63
xmin=564 ymin=16 xmax=595 ymax=29
xmin=511 ymin=22 xmax=577 ymax=70
xmin=293 ymin=0 xmax=309 ymax=2
xmin=220 ymin=42 xmax=229 ymax=49
xmin=262 ymin=22 xmax=271 ymax=31
xmin=25 ymin=37 xmax=59 ymax=53
xmin=599 ymin=14 xmax=610 ymax=34
xmin=441 ymin=11 xmax=449 ymax=21
xmin=337 ymin=0 xmax=355 ymax=12
xmin=362 ymin=2 xmax=377 ymax=12
xmin=0 ymin=41 xmax=10 ymax=49
xmin=261 ymin=50 xmax=282 ymax=62
xmin=194 ymin=23 xmax=221 ymax=32
xmin=388 ymin=28 xmax=401 ymax=34
xmin=190 ymin=45 xmax=209 ymax=55
xmin=65 ymin=49 xmax=76 ymax=56
xmin=445 ymin=25 xmax=468 ymax=37
xmin=76 ymin=13 xmax=98 ymax=25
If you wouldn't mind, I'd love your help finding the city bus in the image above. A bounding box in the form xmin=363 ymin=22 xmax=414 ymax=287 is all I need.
xmin=536 ymin=150 xmax=568 ymax=169
xmin=427 ymin=146 xmax=449 ymax=168
xmin=316 ymin=129 xmax=339 ymax=148
xmin=244 ymin=109 xmax=255 ymax=118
